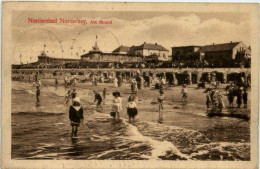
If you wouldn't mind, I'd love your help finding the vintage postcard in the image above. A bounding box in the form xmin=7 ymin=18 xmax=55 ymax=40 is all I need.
xmin=1 ymin=1 xmax=259 ymax=169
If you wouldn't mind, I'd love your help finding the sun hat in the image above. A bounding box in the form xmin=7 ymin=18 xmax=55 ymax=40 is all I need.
xmin=112 ymin=91 xmax=121 ymax=97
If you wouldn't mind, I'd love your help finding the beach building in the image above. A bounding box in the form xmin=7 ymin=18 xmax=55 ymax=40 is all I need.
xmin=134 ymin=42 xmax=169 ymax=61
xmin=171 ymin=41 xmax=251 ymax=67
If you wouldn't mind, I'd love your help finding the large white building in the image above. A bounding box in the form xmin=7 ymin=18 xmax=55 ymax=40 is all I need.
xmin=134 ymin=42 xmax=169 ymax=61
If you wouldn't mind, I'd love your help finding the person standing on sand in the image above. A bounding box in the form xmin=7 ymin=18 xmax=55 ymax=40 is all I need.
xmin=217 ymin=94 xmax=225 ymax=112
xmin=127 ymin=95 xmax=138 ymax=123
xmin=181 ymin=84 xmax=188 ymax=102
xmin=118 ymin=75 xmax=122 ymax=87
xmin=242 ymin=89 xmax=248 ymax=108
xmin=94 ymin=90 xmax=103 ymax=109
xmin=211 ymin=90 xmax=218 ymax=109
xmin=130 ymin=79 xmax=137 ymax=94
xmin=227 ymin=88 xmax=234 ymax=108
xmin=237 ymin=88 xmax=242 ymax=108
xmin=111 ymin=92 xmax=122 ymax=120
xmin=158 ymin=90 xmax=165 ymax=120
xmin=140 ymin=75 xmax=144 ymax=89
xmin=69 ymin=97 xmax=84 ymax=138
xmin=114 ymin=77 xmax=118 ymax=88
xmin=205 ymin=90 xmax=211 ymax=109
xmin=136 ymin=74 xmax=141 ymax=89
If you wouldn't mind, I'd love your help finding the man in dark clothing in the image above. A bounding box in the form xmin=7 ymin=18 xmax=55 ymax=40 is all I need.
xmin=237 ymin=89 xmax=242 ymax=108
xmin=69 ymin=97 xmax=84 ymax=138
xmin=94 ymin=90 xmax=103 ymax=108
xmin=242 ymin=90 xmax=248 ymax=108
xmin=118 ymin=75 xmax=123 ymax=87
xmin=36 ymin=86 xmax=40 ymax=102
xmin=136 ymin=75 xmax=141 ymax=89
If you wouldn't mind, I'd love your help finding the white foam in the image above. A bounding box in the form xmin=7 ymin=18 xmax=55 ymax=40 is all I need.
xmin=122 ymin=119 xmax=190 ymax=160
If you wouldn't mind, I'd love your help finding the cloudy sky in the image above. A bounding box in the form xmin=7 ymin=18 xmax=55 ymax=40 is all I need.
xmin=12 ymin=11 xmax=251 ymax=64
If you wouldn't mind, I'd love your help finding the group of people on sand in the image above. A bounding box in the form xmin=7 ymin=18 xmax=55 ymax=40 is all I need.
xmin=226 ymin=83 xmax=248 ymax=108
xmin=205 ymin=82 xmax=248 ymax=112
xmin=205 ymin=89 xmax=225 ymax=111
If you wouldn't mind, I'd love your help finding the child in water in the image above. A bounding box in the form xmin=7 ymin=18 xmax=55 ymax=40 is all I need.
xmin=181 ymin=84 xmax=188 ymax=102
xmin=111 ymin=92 xmax=122 ymax=120
xmin=69 ymin=97 xmax=84 ymax=138
xmin=94 ymin=90 xmax=103 ymax=108
xmin=127 ymin=95 xmax=138 ymax=123
xmin=71 ymin=88 xmax=77 ymax=100
xmin=158 ymin=90 xmax=165 ymax=120
xmin=217 ymin=94 xmax=225 ymax=112
xmin=65 ymin=90 xmax=71 ymax=104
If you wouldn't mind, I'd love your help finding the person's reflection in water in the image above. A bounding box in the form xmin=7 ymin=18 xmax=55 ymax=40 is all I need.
xmin=36 ymin=102 xmax=41 ymax=107
xmin=71 ymin=137 xmax=78 ymax=144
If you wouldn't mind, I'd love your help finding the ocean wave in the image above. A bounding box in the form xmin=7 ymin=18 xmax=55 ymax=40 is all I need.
xmin=86 ymin=112 xmax=189 ymax=160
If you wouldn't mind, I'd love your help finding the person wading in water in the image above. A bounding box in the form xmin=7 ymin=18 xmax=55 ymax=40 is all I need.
xmin=36 ymin=86 xmax=40 ymax=103
xmin=71 ymin=88 xmax=77 ymax=100
xmin=181 ymin=84 xmax=188 ymax=102
xmin=158 ymin=90 xmax=165 ymax=121
xmin=94 ymin=90 xmax=103 ymax=109
xmin=127 ymin=95 xmax=138 ymax=123
xmin=69 ymin=97 xmax=84 ymax=138
xmin=111 ymin=91 xmax=122 ymax=121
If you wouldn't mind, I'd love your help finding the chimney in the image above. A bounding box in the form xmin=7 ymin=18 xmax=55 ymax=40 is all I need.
xmin=248 ymin=46 xmax=251 ymax=50
xmin=155 ymin=43 xmax=157 ymax=45
xmin=213 ymin=43 xmax=215 ymax=45
xmin=230 ymin=41 xmax=232 ymax=43
xmin=144 ymin=42 xmax=146 ymax=44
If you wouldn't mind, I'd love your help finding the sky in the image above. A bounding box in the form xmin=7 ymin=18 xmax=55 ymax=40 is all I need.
xmin=12 ymin=10 xmax=251 ymax=64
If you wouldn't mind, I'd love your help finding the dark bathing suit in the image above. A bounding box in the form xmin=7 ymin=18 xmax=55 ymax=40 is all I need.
xmin=69 ymin=106 xmax=84 ymax=127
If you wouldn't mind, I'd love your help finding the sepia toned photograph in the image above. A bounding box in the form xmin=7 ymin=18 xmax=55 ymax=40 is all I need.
xmin=2 ymin=1 xmax=259 ymax=169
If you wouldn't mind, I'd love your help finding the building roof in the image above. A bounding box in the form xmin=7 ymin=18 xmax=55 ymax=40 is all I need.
xmin=112 ymin=45 xmax=131 ymax=53
xmin=127 ymin=46 xmax=138 ymax=55
xmin=171 ymin=45 xmax=201 ymax=49
xmin=135 ymin=42 xmax=169 ymax=51
xmin=199 ymin=42 xmax=240 ymax=52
